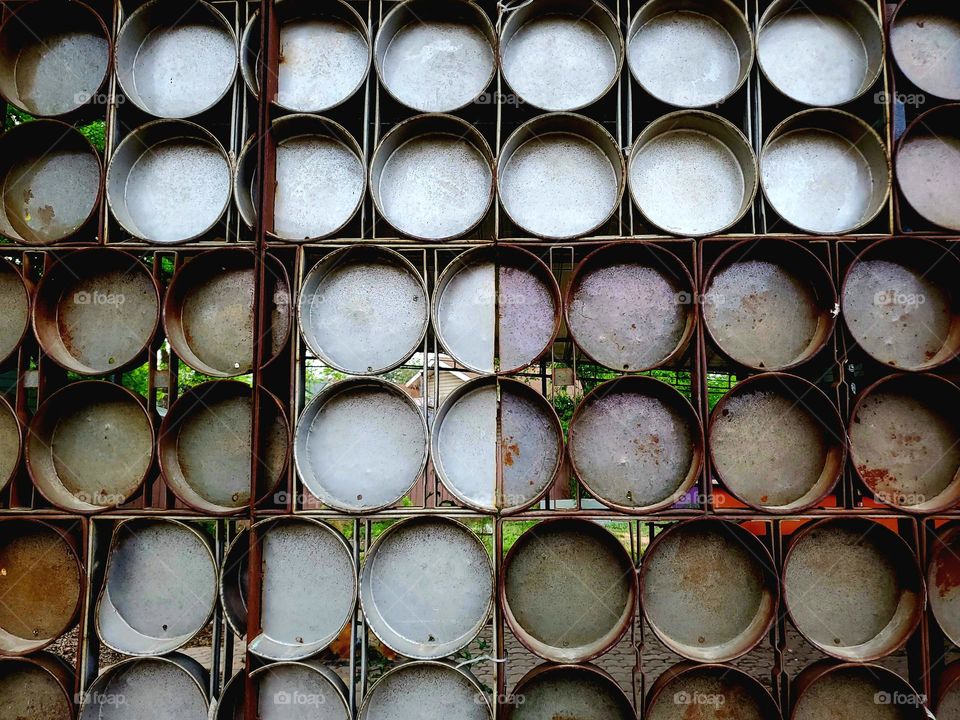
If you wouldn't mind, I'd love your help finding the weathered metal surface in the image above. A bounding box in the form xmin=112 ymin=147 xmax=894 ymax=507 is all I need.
xmin=235 ymin=114 xmax=365 ymax=241
xmin=0 ymin=0 xmax=109 ymax=117
xmin=159 ymin=382 xmax=289 ymax=514
xmin=760 ymin=109 xmax=889 ymax=234
xmin=927 ymin=523 xmax=960 ymax=648
xmin=627 ymin=0 xmax=753 ymax=108
xmin=240 ymin=0 xmax=370 ymax=113
xmin=791 ymin=662 xmax=927 ymax=720
xmin=294 ymin=377 xmax=428 ymax=513
xmin=433 ymin=245 xmax=561 ymax=374
xmin=0 ymin=120 xmax=101 ymax=245
xmin=115 ymin=0 xmax=237 ymax=118
xmin=702 ymin=239 xmax=836 ymax=371
xmin=299 ymin=246 xmax=428 ymax=375
xmin=358 ymin=660 xmax=492 ymax=720
xmin=937 ymin=660 xmax=960 ymax=719
xmin=645 ymin=662 xmax=781 ymax=720
xmin=0 ymin=395 xmax=20 ymax=495
xmin=163 ymin=249 xmax=292 ymax=377
xmin=783 ymin=518 xmax=925 ymax=661
xmin=757 ymin=0 xmax=884 ymax=107
xmin=33 ymin=249 xmax=160 ymax=375
xmin=891 ymin=1 xmax=960 ymax=101
xmin=360 ymin=516 xmax=493 ymax=659
xmin=432 ymin=376 xmax=564 ymax=513
xmin=0 ymin=258 xmax=29 ymax=365
xmin=370 ymin=113 xmax=494 ymax=241
xmin=567 ymin=375 xmax=703 ymax=513
xmin=709 ymin=373 xmax=846 ymax=513
xmin=640 ymin=518 xmax=778 ymax=662
xmin=0 ymin=520 xmax=81 ymax=655
xmin=842 ymin=238 xmax=960 ymax=369
xmin=0 ymin=653 xmax=75 ymax=720
xmin=505 ymin=663 xmax=634 ymax=720
xmin=566 ymin=242 xmax=694 ymax=372
xmin=500 ymin=0 xmax=623 ymax=112
xmin=106 ymin=120 xmax=232 ymax=244
xmin=96 ymin=519 xmax=217 ymax=657
xmin=499 ymin=112 xmax=625 ymax=239
xmin=628 ymin=110 xmax=757 ymax=236
xmin=79 ymin=655 xmax=209 ymax=720
xmin=26 ymin=381 xmax=154 ymax=512
xmin=501 ymin=519 xmax=636 ymax=663
xmin=896 ymin=104 xmax=960 ymax=231
xmin=215 ymin=662 xmax=350 ymax=720
xmin=849 ymin=373 xmax=960 ymax=512
xmin=220 ymin=518 xmax=357 ymax=661
xmin=375 ymin=0 xmax=497 ymax=113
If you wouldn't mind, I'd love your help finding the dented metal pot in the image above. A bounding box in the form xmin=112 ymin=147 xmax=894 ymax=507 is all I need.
xmin=0 ymin=258 xmax=29 ymax=365
xmin=783 ymin=518 xmax=925 ymax=662
xmin=645 ymin=662 xmax=781 ymax=720
xmin=33 ymin=249 xmax=160 ymax=375
xmin=96 ymin=519 xmax=217 ymax=657
xmin=235 ymin=114 xmax=365 ymax=241
xmin=358 ymin=660 xmax=492 ymax=720
xmin=937 ymin=660 xmax=960 ymax=719
xmin=567 ymin=375 xmax=703 ymax=513
xmin=0 ymin=653 xmax=75 ymax=720
xmin=432 ymin=245 xmax=561 ymax=374
xmin=214 ymin=662 xmax=350 ymax=720
xmin=790 ymin=662 xmax=927 ymax=720
xmin=163 ymin=249 xmax=292 ymax=377
xmin=0 ymin=395 xmax=20 ymax=495
xmin=431 ymin=376 xmax=564 ymax=513
xmin=299 ymin=246 xmax=428 ymax=375
xmin=896 ymin=104 xmax=960 ymax=232
xmin=890 ymin=0 xmax=960 ymax=101
xmin=159 ymin=382 xmax=289 ymax=514
xmin=27 ymin=381 xmax=154 ymax=512
xmin=501 ymin=519 xmax=637 ymax=663
xmin=505 ymin=663 xmax=634 ymax=720
xmin=927 ymin=522 xmax=960 ymax=647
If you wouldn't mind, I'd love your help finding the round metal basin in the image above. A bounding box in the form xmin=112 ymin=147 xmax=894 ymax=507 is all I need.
xmin=0 ymin=120 xmax=101 ymax=245
xmin=628 ymin=110 xmax=757 ymax=236
xmin=501 ymin=519 xmax=636 ymax=663
xmin=240 ymin=0 xmax=370 ymax=113
xmin=849 ymin=373 xmax=960 ymax=513
xmin=215 ymin=663 xmax=350 ymax=720
xmin=375 ymin=0 xmax=497 ymax=113
xmin=106 ymin=120 xmax=232 ymax=244
xmin=783 ymin=518 xmax=925 ymax=661
xmin=370 ymin=113 xmax=494 ymax=241
xmin=0 ymin=258 xmax=29 ymax=365
xmin=115 ymin=0 xmax=237 ymax=118
xmin=0 ymin=520 xmax=81 ymax=655
xmin=27 ymin=381 xmax=154 ymax=512
xmin=891 ymin=1 xmax=960 ymax=101
xmin=432 ymin=376 xmax=564 ymax=513
xmin=299 ymin=246 xmax=428 ymax=375
xmin=500 ymin=0 xmax=623 ymax=111
xmin=220 ymin=517 xmax=357 ymax=661
xmin=645 ymin=662 xmax=781 ymax=720
xmin=159 ymin=382 xmax=289 ymax=514
xmin=896 ymin=104 xmax=960 ymax=232
xmin=294 ymin=377 xmax=428 ymax=512
xmin=641 ymin=518 xmax=778 ymax=662
xmin=937 ymin=661 xmax=960 ymax=719
xmin=0 ymin=0 xmax=110 ymax=116
xmin=163 ymin=249 xmax=292 ymax=377
xmin=0 ymin=395 xmax=20 ymax=495
xmin=627 ymin=0 xmax=753 ymax=108
xmin=235 ymin=114 xmax=365 ymax=241
xmin=360 ymin=517 xmax=493 ymax=659
xmin=499 ymin=112 xmax=625 ymax=239
xmin=702 ymin=239 xmax=837 ymax=371
xmin=433 ymin=245 xmax=561 ymax=374
xmin=760 ymin=109 xmax=889 ymax=234
xmin=757 ymin=0 xmax=884 ymax=107
xmin=928 ymin=523 xmax=960 ymax=647
xmin=709 ymin=373 xmax=846 ymax=513
xmin=791 ymin=662 xmax=927 ymax=720
xmin=0 ymin=653 xmax=74 ymax=720
xmin=79 ymin=655 xmax=209 ymax=720
xmin=33 ymin=249 xmax=160 ymax=375
xmin=842 ymin=238 xmax=960 ymax=370
xmin=96 ymin=519 xmax=217 ymax=657
xmin=566 ymin=242 xmax=695 ymax=372
xmin=505 ymin=664 xmax=634 ymax=720
xmin=568 ymin=375 xmax=703 ymax=513
xmin=358 ymin=660 xmax=492 ymax=720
